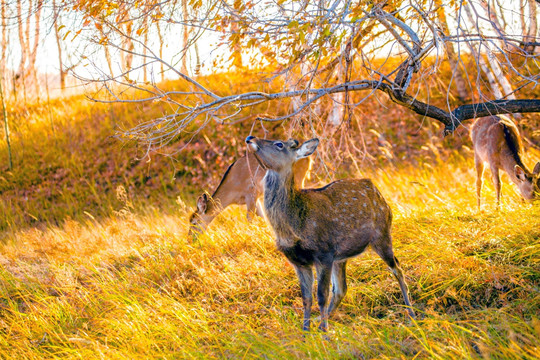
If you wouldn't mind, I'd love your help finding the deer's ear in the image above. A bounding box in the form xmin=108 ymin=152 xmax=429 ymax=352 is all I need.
xmin=197 ymin=194 xmax=208 ymax=213
xmin=533 ymin=162 xmax=540 ymax=176
xmin=514 ymin=165 xmax=527 ymax=181
xmin=296 ymin=138 xmax=319 ymax=159
xmin=288 ymin=139 xmax=300 ymax=149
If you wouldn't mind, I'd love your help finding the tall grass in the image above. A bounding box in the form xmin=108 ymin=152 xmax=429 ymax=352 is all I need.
xmin=1 ymin=156 xmax=539 ymax=359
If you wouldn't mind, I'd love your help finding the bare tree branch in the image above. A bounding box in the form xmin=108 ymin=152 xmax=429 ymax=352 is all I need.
xmin=64 ymin=0 xmax=540 ymax=152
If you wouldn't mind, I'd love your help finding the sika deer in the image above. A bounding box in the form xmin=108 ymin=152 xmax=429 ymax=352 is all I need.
xmin=188 ymin=153 xmax=311 ymax=239
xmin=245 ymin=136 xmax=415 ymax=332
xmin=471 ymin=116 xmax=540 ymax=208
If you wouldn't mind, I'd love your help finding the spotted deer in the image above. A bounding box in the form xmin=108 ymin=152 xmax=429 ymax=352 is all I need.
xmin=245 ymin=136 xmax=415 ymax=332
xmin=471 ymin=116 xmax=540 ymax=209
xmin=188 ymin=153 xmax=311 ymax=239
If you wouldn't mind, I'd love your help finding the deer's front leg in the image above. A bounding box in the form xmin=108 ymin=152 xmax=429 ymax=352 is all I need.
xmin=294 ymin=264 xmax=314 ymax=331
xmin=315 ymin=262 xmax=332 ymax=332
xmin=245 ymin=194 xmax=258 ymax=222
xmin=490 ymin=165 xmax=501 ymax=208
xmin=255 ymin=198 xmax=265 ymax=218
xmin=474 ymin=155 xmax=485 ymax=209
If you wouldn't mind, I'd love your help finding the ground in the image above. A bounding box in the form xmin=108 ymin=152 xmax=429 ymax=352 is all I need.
xmin=1 ymin=157 xmax=539 ymax=359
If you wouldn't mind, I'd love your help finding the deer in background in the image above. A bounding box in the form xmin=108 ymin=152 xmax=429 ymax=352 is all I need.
xmin=245 ymin=136 xmax=415 ymax=332
xmin=188 ymin=153 xmax=311 ymax=239
xmin=471 ymin=116 xmax=540 ymax=209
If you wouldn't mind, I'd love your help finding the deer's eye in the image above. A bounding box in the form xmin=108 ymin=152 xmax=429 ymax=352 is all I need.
xmin=275 ymin=142 xmax=284 ymax=149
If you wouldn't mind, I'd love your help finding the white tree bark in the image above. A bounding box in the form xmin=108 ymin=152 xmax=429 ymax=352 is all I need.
xmin=28 ymin=0 xmax=43 ymax=92
xmin=1 ymin=0 xmax=8 ymax=92
xmin=16 ymin=0 xmax=27 ymax=79
xmin=181 ymin=0 xmax=189 ymax=75
xmin=328 ymin=64 xmax=345 ymax=127
xmin=53 ymin=0 xmax=65 ymax=90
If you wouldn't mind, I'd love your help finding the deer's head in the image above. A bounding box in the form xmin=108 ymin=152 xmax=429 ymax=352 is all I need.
xmin=514 ymin=162 xmax=540 ymax=201
xmin=245 ymin=136 xmax=319 ymax=175
xmin=188 ymin=193 xmax=213 ymax=238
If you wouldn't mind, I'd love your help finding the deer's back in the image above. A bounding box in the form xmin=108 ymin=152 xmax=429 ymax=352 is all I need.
xmin=210 ymin=154 xmax=265 ymax=204
xmin=268 ymin=178 xmax=392 ymax=263
xmin=303 ymin=178 xmax=391 ymax=225
xmin=471 ymin=116 xmax=523 ymax=167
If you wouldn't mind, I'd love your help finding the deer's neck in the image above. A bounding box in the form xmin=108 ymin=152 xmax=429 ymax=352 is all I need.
xmin=500 ymin=151 xmax=528 ymax=184
xmin=264 ymin=169 xmax=295 ymax=205
xmin=210 ymin=188 xmax=232 ymax=212
xmin=263 ymin=170 xmax=304 ymax=241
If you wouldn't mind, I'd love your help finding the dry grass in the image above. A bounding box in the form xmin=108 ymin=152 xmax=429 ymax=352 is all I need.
xmin=1 ymin=156 xmax=539 ymax=359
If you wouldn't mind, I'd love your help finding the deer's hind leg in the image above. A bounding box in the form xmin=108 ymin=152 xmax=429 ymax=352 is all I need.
xmin=328 ymin=260 xmax=347 ymax=315
xmin=475 ymin=155 xmax=485 ymax=209
xmin=371 ymin=236 xmax=415 ymax=319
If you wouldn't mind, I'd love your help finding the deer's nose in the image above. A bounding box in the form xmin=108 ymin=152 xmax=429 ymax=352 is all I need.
xmin=245 ymin=135 xmax=255 ymax=143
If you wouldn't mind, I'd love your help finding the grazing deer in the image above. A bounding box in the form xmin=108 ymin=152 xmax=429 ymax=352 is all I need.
xmin=245 ymin=136 xmax=415 ymax=332
xmin=188 ymin=153 xmax=311 ymax=238
xmin=471 ymin=116 xmax=540 ymax=208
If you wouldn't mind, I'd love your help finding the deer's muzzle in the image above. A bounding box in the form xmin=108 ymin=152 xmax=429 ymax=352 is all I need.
xmin=245 ymin=136 xmax=259 ymax=152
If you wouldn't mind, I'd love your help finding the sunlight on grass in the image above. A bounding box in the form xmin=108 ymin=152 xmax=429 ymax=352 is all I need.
xmin=1 ymin=157 xmax=539 ymax=359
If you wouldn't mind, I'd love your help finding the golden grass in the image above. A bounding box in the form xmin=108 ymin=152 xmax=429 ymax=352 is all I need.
xmin=1 ymin=156 xmax=539 ymax=359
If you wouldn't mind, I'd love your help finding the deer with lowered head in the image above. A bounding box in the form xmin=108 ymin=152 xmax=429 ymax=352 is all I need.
xmin=471 ymin=115 xmax=540 ymax=209
xmin=245 ymin=135 xmax=415 ymax=332
xmin=188 ymin=153 xmax=311 ymax=239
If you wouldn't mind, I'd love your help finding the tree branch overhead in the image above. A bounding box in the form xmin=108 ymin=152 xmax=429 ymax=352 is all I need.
xmin=67 ymin=0 xmax=540 ymax=150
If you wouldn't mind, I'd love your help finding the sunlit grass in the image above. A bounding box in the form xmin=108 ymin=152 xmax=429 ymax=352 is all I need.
xmin=1 ymin=156 xmax=539 ymax=359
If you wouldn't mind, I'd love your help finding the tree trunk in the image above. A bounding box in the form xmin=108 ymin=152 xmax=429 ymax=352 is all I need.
xmin=194 ymin=42 xmax=200 ymax=76
xmin=478 ymin=55 xmax=503 ymax=99
xmin=1 ymin=72 xmax=12 ymax=170
xmin=16 ymin=0 xmax=27 ymax=87
xmin=463 ymin=2 xmax=514 ymax=101
xmin=524 ymin=0 xmax=538 ymax=53
xmin=485 ymin=51 xmax=515 ymax=99
xmin=518 ymin=0 xmax=538 ymax=53
xmin=328 ymin=64 xmax=345 ymax=126
xmin=100 ymin=26 xmax=114 ymax=78
xmin=181 ymin=0 xmax=189 ymax=74
xmin=478 ymin=0 xmax=508 ymax=50
xmin=28 ymin=0 xmax=43 ymax=99
xmin=435 ymin=0 xmax=469 ymax=102
xmin=493 ymin=0 xmax=508 ymax=30
xmin=142 ymin=13 xmax=148 ymax=83
xmin=156 ymin=21 xmax=164 ymax=82
xmin=53 ymin=0 xmax=65 ymax=90
xmin=122 ymin=21 xmax=134 ymax=78
xmin=1 ymin=0 xmax=7 ymax=95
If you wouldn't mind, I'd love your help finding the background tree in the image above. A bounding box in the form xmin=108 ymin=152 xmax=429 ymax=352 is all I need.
xmin=15 ymin=0 xmax=43 ymax=102
xmin=61 ymin=0 xmax=540 ymax=154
